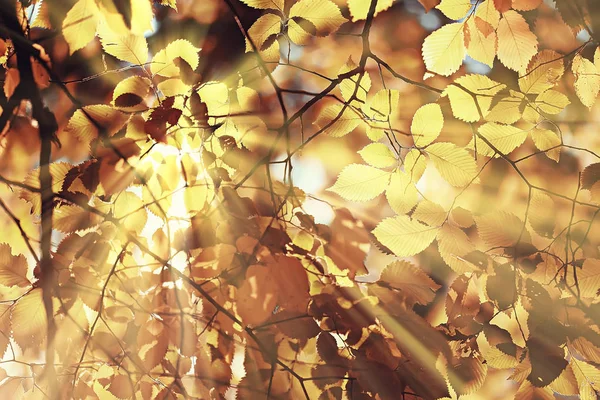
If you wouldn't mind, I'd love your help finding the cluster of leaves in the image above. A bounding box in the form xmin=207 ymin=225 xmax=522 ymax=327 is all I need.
xmin=0 ymin=0 xmax=599 ymax=399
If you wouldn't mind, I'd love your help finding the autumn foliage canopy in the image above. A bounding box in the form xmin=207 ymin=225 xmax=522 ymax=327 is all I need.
xmin=0 ymin=0 xmax=600 ymax=398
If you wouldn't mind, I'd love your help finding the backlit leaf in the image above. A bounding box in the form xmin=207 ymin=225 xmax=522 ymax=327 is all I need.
xmin=314 ymin=104 xmax=361 ymax=138
xmin=0 ymin=244 xmax=29 ymax=287
xmin=358 ymin=143 xmax=397 ymax=168
xmin=465 ymin=15 xmax=497 ymax=67
xmin=288 ymin=0 xmax=346 ymax=44
xmin=62 ymin=0 xmax=99 ymax=54
xmin=65 ymin=105 xmax=129 ymax=147
xmin=535 ymin=89 xmax=570 ymax=114
xmin=151 ymin=39 xmax=200 ymax=77
xmin=572 ymin=54 xmax=600 ymax=109
xmin=425 ymin=142 xmax=478 ymax=187
xmin=327 ymin=164 xmax=391 ymax=202
xmin=476 ymin=122 xmax=528 ymax=157
xmin=377 ymin=260 xmax=441 ymax=305
xmin=530 ymin=128 xmax=561 ymax=162
xmin=443 ymin=74 xmax=506 ymax=122
xmin=348 ymin=0 xmax=394 ymax=22
xmin=528 ymin=191 xmax=555 ymax=238
xmin=436 ymin=0 xmax=472 ymax=20
xmin=422 ymin=22 xmax=466 ymax=76
xmin=412 ymin=200 xmax=447 ymax=227
xmin=475 ymin=211 xmax=529 ymax=247
xmin=239 ymin=0 xmax=284 ymax=11
xmin=113 ymin=191 xmax=147 ymax=234
xmin=437 ymin=224 xmax=479 ymax=274
xmin=11 ymin=289 xmax=47 ymax=350
xmin=571 ymin=259 xmax=600 ymax=299
xmin=497 ymin=11 xmax=538 ymax=73
xmin=112 ymin=76 xmax=152 ymax=111
xmin=386 ymin=171 xmax=419 ymax=214
xmin=373 ymin=216 xmax=439 ymax=257
xmin=519 ymin=50 xmax=565 ymax=94
xmin=404 ymin=149 xmax=428 ymax=182
xmin=411 ymin=103 xmax=443 ymax=147
xmin=97 ymin=21 xmax=148 ymax=65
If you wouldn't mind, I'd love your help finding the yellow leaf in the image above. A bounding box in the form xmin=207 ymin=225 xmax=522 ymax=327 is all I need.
xmin=314 ymin=104 xmax=361 ymax=137
xmin=363 ymin=89 xmax=399 ymax=119
xmin=475 ymin=0 xmax=500 ymax=29
xmin=386 ymin=171 xmax=419 ymax=214
xmin=246 ymin=13 xmax=281 ymax=52
xmin=475 ymin=211 xmax=529 ymax=247
xmin=450 ymin=206 xmax=474 ymax=228
xmin=239 ymin=0 xmax=284 ymax=11
xmin=293 ymin=230 xmax=314 ymax=251
xmin=339 ymin=57 xmax=372 ymax=104
xmin=514 ymin=381 xmax=555 ymax=400
xmin=197 ymin=82 xmax=230 ymax=125
xmin=530 ymin=128 xmax=561 ymax=162
xmin=476 ymin=122 xmax=527 ymax=157
xmin=422 ymin=22 xmax=466 ymax=76
xmin=569 ymin=259 xmax=600 ymax=299
xmin=97 ymin=21 xmax=148 ymax=65
xmin=411 ymin=103 xmax=444 ymax=147
xmin=236 ymin=264 xmax=278 ymax=326
xmin=288 ymin=0 xmax=346 ymax=45
xmin=373 ymin=215 xmax=439 ymax=257
xmin=436 ymin=0 xmax=472 ymax=20
xmin=129 ymin=0 xmax=154 ymax=35
xmin=404 ymin=149 xmax=427 ymax=182
xmin=425 ymin=142 xmax=477 ymax=187
xmin=363 ymin=89 xmax=399 ymax=141
xmin=348 ymin=0 xmax=394 ymax=22
xmin=377 ymin=260 xmax=441 ymax=305
xmin=53 ymin=204 xmax=103 ymax=233
xmin=112 ymin=76 xmax=153 ymax=111
xmin=31 ymin=0 xmax=51 ymax=29
xmin=572 ymin=54 xmax=600 ymax=109
xmin=11 ymin=289 xmax=47 ymax=350
xmin=157 ymin=78 xmax=191 ymax=97
xmin=412 ymin=200 xmax=447 ymax=226
xmin=159 ymin=0 xmax=177 ymax=9
xmin=535 ymin=89 xmax=570 ymax=114
xmin=437 ymin=224 xmax=478 ymax=274
xmin=183 ymin=184 xmax=209 ymax=214
xmin=108 ymin=374 xmax=134 ymax=399
xmin=571 ymin=357 xmax=600 ymax=396
xmin=518 ymin=50 xmax=564 ymax=94
xmin=358 ymin=143 xmax=397 ymax=168
xmin=512 ymin=0 xmax=543 ymax=11
xmin=485 ymin=90 xmax=525 ymax=124
xmin=20 ymin=162 xmax=74 ymax=215
xmin=96 ymin=0 xmax=152 ymax=36
xmin=327 ymin=164 xmax=391 ymax=202
xmin=528 ymin=191 xmax=555 ymax=238
xmin=113 ymin=191 xmax=147 ymax=234
xmin=62 ymin=0 xmax=99 ymax=54
xmin=443 ymin=74 xmax=506 ymax=122
xmin=496 ymin=10 xmax=538 ymax=73
xmin=65 ymin=105 xmax=129 ymax=147
xmin=236 ymin=86 xmax=259 ymax=111
xmin=0 ymin=244 xmax=29 ymax=287
xmin=151 ymin=39 xmax=200 ymax=78
xmin=465 ymin=16 xmax=497 ymax=67
xmin=547 ymin=360 xmax=578 ymax=395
